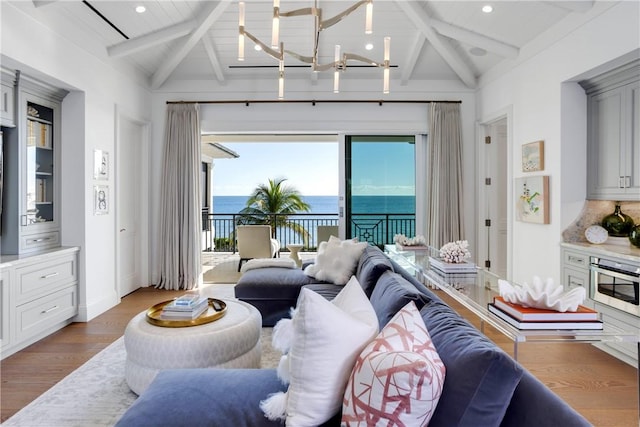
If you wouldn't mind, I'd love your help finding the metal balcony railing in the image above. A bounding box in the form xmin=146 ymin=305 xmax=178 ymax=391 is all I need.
xmin=202 ymin=211 xmax=416 ymax=252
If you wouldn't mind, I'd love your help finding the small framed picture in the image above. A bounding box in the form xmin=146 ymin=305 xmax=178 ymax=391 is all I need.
xmin=515 ymin=175 xmax=549 ymax=224
xmin=94 ymin=185 xmax=109 ymax=215
xmin=522 ymin=140 xmax=544 ymax=172
xmin=94 ymin=149 xmax=109 ymax=180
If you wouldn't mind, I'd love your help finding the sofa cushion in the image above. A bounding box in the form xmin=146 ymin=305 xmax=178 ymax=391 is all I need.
xmin=115 ymin=369 xmax=287 ymax=427
xmin=369 ymin=270 xmax=430 ymax=330
xmin=342 ymin=302 xmax=445 ymax=426
xmin=355 ymin=245 xmax=394 ymax=297
xmin=422 ymin=300 xmax=524 ymax=427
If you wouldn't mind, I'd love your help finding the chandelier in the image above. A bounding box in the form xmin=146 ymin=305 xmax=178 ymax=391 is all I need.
xmin=238 ymin=0 xmax=390 ymax=99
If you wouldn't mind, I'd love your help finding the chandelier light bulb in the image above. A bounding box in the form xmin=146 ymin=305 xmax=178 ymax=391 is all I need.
xmin=238 ymin=2 xmax=245 ymax=61
xmin=383 ymin=36 xmax=390 ymax=62
xmin=383 ymin=36 xmax=390 ymax=94
xmin=278 ymin=53 xmax=284 ymax=99
xmin=365 ymin=1 xmax=373 ymax=34
xmin=334 ymin=45 xmax=341 ymax=93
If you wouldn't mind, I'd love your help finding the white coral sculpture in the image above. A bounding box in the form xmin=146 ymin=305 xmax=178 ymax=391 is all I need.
xmin=394 ymin=234 xmax=426 ymax=246
xmin=439 ymin=240 xmax=471 ymax=263
xmin=498 ymin=276 xmax=586 ymax=312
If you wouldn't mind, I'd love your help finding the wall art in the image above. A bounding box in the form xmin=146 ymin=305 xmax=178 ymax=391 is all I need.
xmin=94 ymin=185 xmax=109 ymax=215
xmin=94 ymin=149 xmax=109 ymax=180
xmin=515 ymin=175 xmax=549 ymax=224
xmin=521 ymin=140 xmax=544 ymax=172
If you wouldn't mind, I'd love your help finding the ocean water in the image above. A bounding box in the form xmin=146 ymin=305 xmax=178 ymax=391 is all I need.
xmin=212 ymin=195 xmax=415 ymax=215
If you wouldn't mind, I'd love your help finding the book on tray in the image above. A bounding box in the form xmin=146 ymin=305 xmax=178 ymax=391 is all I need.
xmin=428 ymin=256 xmax=477 ymax=274
xmin=161 ymin=302 xmax=209 ymax=320
xmin=488 ymin=303 xmax=603 ymax=330
xmin=161 ymin=294 xmax=209 ymax=319
xmin=493 ymin=296 xmax=599 ymax=321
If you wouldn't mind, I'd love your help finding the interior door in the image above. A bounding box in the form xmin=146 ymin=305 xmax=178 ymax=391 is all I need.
xmin=484 ymin=118 xmax=508 ymax=278
xmin=117 ymin=116 xmax=143 ymax=297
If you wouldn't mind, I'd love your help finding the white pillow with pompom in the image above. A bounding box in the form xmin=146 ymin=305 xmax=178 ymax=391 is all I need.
xmin=304 ymin=237 xmax=367 ymax=285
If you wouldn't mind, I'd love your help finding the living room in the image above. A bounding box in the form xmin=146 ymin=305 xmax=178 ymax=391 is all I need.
xmin=1 ymin=1 xmax=639 ymax=425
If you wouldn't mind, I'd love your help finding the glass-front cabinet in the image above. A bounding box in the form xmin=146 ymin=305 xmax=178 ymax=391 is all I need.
xmin=1 ymin=74 xmax=66 ymax=255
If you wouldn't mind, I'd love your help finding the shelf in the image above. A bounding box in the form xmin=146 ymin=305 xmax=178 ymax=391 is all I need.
xmin=35 ymin=172 xmax=52 ymax=176
xmin=27 ymin=116 xmax=52 ymax=125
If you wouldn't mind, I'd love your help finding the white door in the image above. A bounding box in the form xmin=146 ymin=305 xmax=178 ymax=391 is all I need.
xmin=484 ymin=118 xmax=508 ymax=278
xmin=117 ymin=116 xmax=145 ymax=297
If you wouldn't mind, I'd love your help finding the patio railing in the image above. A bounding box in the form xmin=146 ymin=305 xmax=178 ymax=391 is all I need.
xmin=202 ymin=212 xmax=415 ymax=252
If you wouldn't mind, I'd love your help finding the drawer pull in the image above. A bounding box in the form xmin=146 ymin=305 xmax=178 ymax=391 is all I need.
xmin=30 ymin=237 xmax=51 ymax=243
xmin=41 ymin=305 xmax=59 ymax=314
xmin=569 ymin=279 xmax=583 ymax=287
xmin=568 ymin=255 xmax=585 ymax=265
xmin=41 ymin=272 xmax=59 ymax=279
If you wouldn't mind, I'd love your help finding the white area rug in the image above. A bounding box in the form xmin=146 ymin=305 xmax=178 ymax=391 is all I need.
xmin=3 ymin=284 xmax=281 ymax=427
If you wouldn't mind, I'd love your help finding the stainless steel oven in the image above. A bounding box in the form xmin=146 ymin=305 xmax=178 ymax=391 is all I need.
xmin=590 ymin=256 xmax=640 ymax=317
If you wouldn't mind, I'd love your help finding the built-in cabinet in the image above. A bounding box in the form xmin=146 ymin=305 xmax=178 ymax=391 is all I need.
xmin=561 ymin=243 xmax=640 ymax=366
xmin=0 ymin=247 xmax=79 ymax=359
xmin=0 ymin=67 xmax=16 ymax=128
xmin=1 ymin=72 xmax=67 ymax=254
xmin=581 ymin=60 xmax=640 ymax=201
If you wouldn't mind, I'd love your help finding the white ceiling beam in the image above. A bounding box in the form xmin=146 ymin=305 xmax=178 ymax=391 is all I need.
xmin=151 ymin=0 xmax=233 ymax=89
xmin=401 ymin=32 xmax=427 ymax=86
xmin=543 ymin=1 xmax=594 ymax=13
xmin=202 ymin=36 xmax=225 ymax=83
xmin=430 ymin=19 xmax=519 ymax=59
xmin=395 ymin=1 xmax=476 ymax=88
xmin=107 ymin=20 xmax=197 ymax=58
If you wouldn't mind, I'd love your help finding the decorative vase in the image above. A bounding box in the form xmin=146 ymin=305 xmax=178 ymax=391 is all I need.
xmin=601 ymin=204 xmax=635 ymax=237
xmin=629 ymin=225 xmax=640 ymax=248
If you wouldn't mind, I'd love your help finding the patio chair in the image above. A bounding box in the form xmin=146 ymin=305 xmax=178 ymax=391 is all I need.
xmin=317 ymin=225 xmax=339 ymax=245
xmin=236 ymin=225 xmax=280 ymax=271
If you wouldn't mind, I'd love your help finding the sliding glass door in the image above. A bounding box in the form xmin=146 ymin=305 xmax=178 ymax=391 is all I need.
xmin=345 ymin=135 xmax=416 ymax=247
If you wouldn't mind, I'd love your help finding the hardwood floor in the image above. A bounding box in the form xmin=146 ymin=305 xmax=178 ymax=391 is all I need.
xmin=1 ymin=286 xmax=638 ymax=425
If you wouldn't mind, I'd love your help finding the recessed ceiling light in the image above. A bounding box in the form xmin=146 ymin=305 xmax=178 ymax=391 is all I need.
xmin=254 ymin=44 xmax=262 ymax=51
xmin=365 ymin=43 xmax=374 ymax=51
xmin=482 ymin=5 xmax=493 ymax=13
xmin=469 ymin=47 xmax=487 ymax=56
xmin=135 ymin=5 xmax=146 ymax=13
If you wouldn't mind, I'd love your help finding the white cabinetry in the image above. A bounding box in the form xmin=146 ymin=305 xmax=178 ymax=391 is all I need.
xmin=0 ymin=247 xmax=79 ymax=359
xmin=582 ymin=60 xmax=640 ymax=201
xmin=1 ymin=73 xmax=67 ymax=254
xmin=0 ymin=68 xmax=16 ymax=128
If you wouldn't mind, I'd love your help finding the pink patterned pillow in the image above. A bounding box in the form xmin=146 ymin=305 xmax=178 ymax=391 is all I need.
xmin=342 ymin=302 xmax=445 ymax=426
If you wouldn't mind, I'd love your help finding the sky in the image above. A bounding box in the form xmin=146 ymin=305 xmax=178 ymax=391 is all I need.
xmin=211 ymin=140 xmax=415 ymax=197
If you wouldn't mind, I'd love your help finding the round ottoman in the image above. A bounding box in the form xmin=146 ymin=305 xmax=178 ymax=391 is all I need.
xmin=124 ymin=298 xmax=262 ymax=395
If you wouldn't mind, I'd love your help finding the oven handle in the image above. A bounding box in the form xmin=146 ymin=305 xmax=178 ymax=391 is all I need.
xmin=590 ymin=265 xmax=640 ymax=281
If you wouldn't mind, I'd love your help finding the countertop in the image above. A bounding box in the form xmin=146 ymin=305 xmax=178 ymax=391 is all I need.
xmin=0 ymin=246 xmax=80 ymax=268
xmin=561 ymin=241 xmax=640 ymax=263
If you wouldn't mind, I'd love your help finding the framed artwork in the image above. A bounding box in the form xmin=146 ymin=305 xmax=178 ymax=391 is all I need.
xmin=522 ymin=140 xmax=544 ymax=172
xmin=94 ymin=149 xmax=109 ymax=180
xmin=94 ymin=185 xmax=109 ymax=215
xmin=515 ymin=176 xmax=549 ymax=224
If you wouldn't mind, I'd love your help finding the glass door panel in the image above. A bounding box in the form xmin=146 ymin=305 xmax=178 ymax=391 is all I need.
xmin=346 ymin=135 xmax=415 ymax=247
xmin=25 ymin=102 xmax=54 ymax=226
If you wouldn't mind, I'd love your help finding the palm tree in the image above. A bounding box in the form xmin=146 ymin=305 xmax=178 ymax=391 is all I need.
xmin=237 ymin=178 xmax=311 ymax=245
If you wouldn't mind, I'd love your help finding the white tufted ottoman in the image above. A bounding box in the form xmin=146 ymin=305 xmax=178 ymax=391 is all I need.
xmin=124 ymin=299 xmax=262 ymax=395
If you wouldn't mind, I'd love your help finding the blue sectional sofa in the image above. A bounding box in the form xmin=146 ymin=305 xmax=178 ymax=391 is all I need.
xmin=116 ymin=245 xmax=591 ymax=427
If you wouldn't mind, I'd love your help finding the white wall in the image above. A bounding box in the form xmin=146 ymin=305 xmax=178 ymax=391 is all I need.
xmin=1 ymin=3 xmax=151 ymax=320
xmin=476 ymin=2 xmax=640 ymax=284
xmin=149 ymin=79 xmax=476 ymax=283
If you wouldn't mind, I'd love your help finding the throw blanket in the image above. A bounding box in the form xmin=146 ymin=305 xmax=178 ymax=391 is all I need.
xmin=241 ymin=258 xmax=297 ymax=273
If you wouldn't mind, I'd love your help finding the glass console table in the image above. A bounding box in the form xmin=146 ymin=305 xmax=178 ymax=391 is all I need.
xmin=384 ymin=244 xmax=639 ymax=361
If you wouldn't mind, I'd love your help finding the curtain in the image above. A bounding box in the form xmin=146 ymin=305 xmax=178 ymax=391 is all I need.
xmin=425 ymin=102 xmax=464 ymax=248
xmin=156 ymin=104 xmax=202 ymax=290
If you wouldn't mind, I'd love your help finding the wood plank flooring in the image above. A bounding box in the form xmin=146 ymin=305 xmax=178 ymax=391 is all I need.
xmin=1 ymin=286 xmax=638 ymax=425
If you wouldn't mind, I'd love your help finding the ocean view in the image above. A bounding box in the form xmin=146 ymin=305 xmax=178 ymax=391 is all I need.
xmin=212 ymin=195 xmax=415 ymax=215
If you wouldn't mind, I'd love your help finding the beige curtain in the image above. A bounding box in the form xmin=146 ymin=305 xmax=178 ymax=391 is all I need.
xmin=425 ymin=102 xmax=464 ymax=248
xmin=156 ymin=104 xmax=202 ymax=290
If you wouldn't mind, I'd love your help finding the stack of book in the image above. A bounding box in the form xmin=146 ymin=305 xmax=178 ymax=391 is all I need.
xmin=161 ymin=294 xmax=209 ymax=320
xmin=488 ymin=296 xmax=602 ymax=330
xmin=428 ymin=256 xmax=477 ymax=275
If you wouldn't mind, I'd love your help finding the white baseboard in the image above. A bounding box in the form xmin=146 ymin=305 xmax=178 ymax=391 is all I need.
xmin=75 ymin=290 xmax=120 ymax=322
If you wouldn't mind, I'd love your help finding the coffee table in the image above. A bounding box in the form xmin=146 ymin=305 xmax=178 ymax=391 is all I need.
xmin=124 ymin=298 xmax=262 ymax=395
xmin=287 ymin=243 xmax=303 ymax=267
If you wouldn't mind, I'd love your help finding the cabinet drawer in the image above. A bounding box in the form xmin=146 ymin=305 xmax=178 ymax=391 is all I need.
xmin=598 ymin=307 xmax=639 ymax=362
xmin=15 ymin=253 xmax=77 ymax=304
xmin=562 ymin=249 xmax=590 ymax=270
xmin=20 ymin=231 xmax=60 ymax=252
xmin=15 ymin=285 xmax=77 ymax=344
xmin=562 ymin=267 xmax=594 ymax=308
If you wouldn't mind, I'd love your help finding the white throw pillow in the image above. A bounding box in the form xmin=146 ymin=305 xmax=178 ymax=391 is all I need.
xmin=342 ymin=302 xmax=446 ymax=426
xmin=304 ymin=237 xmax=367 ymax=285
xmin=261 ymin=276 xmax=379 ymax=426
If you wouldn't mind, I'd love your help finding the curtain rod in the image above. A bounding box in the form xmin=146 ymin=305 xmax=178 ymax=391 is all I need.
xmin=165 ymin=99 xmax=461 ymax=106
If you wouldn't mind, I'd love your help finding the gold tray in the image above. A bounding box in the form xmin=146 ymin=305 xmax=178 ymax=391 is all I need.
xmin=145 ymin=298 xmax=227 ymax=328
